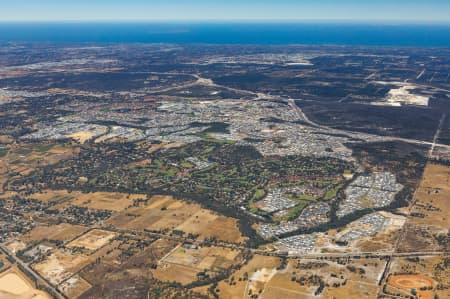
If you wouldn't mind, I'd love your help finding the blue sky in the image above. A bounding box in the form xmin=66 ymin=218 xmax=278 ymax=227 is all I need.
xmin=1 ymin=0 xmax=450 ymax=22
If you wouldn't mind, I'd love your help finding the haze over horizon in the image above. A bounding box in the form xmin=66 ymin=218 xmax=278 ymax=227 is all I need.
xmin=1 ymin=0 xmax=450 ymax=23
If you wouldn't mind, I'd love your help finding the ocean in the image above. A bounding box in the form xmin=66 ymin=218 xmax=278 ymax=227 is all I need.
xmin=0 ymin=22 xmax=449 ymax=46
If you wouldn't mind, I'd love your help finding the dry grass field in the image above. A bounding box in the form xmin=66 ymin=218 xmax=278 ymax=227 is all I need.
xmin=175 ymin=209 xmax=246 ymax=243
xmin=147 ymin=142 xmax=184 ymax=154
xmin=397 ymin=164 xmax=450 ymax=253
xmin=322 ymin=280 xmax=378 ymax=299
xmin=261 ymin=262 xmax=314 ymax=299
xmin=410 ymin=163 xmax=450 ymax=229
xmin=0 ymin=267 xmax=51 ymax=299
xmin=79 ymin=238 xmax=177 ymax=287
xmin=107 ymin=195 xmax=246 ymax=243
xmin=151 ymin=263 xmax=200 ymax=285
xmin=152 ymin=245 xmax=242 ymax=285
xmin=217 ymin=254 xmax=281 ymax=299
xmin=262 ymin=287 xmax=313 ymax=299
xmin=388 ymin=256 xmax=449 ymax=299
xmin=60 ymin=274 xmax=92 ymax=298
xmin=29 ymin=189 xmax=146 ymax=211
xmin=227 ymin=257 xmax=386 ymax=299
xmin=20 ymin=223 xmax=88 ymax=245
xmin=28 ymin=189 xmax=75 ymax=203
xmin=67 ymin=229 xmax=117 ymax=251
xmin=106 ymin=195 xmax=199 ymax=230
xmin=69 ymin=130 xmax=106 ymax=144
xmin=1 ymin=143 xmax=76 ymax=192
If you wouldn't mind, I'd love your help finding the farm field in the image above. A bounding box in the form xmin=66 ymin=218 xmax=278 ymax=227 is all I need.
xmin=107 ymin=195 xmax=246 ymax=243
xmin=67 ymin=229 xmax=117 ymax=251
xmin=20 ymin=223 xmax=88 ymax=245
xmin=29 ymin=189 xmax=147 ymax=211
xmin=0 ymin=42 xmax=449 ymax=298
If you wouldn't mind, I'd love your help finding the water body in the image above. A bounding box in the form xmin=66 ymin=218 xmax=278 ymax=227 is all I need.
xmin=0 ymin=22 xmax=449 ymax=46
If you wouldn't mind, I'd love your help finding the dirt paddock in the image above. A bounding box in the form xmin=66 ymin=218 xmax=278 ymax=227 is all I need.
xmin=388 ymin=274 xmax=434 ymax=290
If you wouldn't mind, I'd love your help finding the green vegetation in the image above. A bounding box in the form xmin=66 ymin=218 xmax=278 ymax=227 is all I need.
xmin=285 ymin=200 xmax=309 ymax=221
xmin=199 ymin=132 xmax=234 ymax=144
xmin=36 ymin=144 xmax=54 ymax=153
xmin=323 ymin=183 xmax=344 ymax=201
xmin=249 ymin=188 xmax=266 ymax=213
xmin=252 ymin=188 xmax=266 ymax=201
xmin=286 ymin=192 xmax=316 ymax=202
xmin=164 ymin=168 xmax=178 ymax=177
xmin=180 ymin=161 xmax=194 ymax=168
xmin=14 ymin=148 xmax=32 ymax=155
xmin=0 ymin=147 xmax=8 ymax=158
xmin=17 ymin=140 xmax=354 ymax=243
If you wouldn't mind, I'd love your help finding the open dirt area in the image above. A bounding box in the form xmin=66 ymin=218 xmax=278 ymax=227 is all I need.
xmin=67 ymin=229 xmax=117 ymax=251
xmin=4 ymin=240 xmax=27 ymax=254
xmin=388 ymin=256 xmax=449 ymax=299
xmin=372 ymin=82 xmax=429 ymax=107
xmin=0 ymin=268 xmax=51 ymax=299
xmin=388 ymin=274 xmax=434 ymax=290
xmin=60 ymin=274 xmax=92 ymax=298
xmin=33 ymin=249 xmax=92 ymax=285
xmin=388 ymin=274 xmax=435 ymax=299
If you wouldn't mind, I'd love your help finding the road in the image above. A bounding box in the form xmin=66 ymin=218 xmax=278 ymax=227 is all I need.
xmin=375 ymin=111 xmax=447 ymax=297
xmin=100 ymin=224 xmax=448 ymax=260
xmin=0 ymin=244 xmax=66 ymax=299
xmin=429 ymin=113 xmax=446 ymax=158
xmin=286 ymin=98 xmax=450 ymax=151
xmin=138 ymin=71 xmax=450 ymax=153
xmin=3 ymin=72 xmax=449 ymax=296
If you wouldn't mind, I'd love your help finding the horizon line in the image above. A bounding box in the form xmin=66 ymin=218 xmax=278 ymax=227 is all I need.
xmin=1 ymin=19 xmax=450 ymax=25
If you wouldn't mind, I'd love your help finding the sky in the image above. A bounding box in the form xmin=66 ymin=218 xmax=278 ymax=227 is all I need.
xmin=1 ymin=0 xmax=450 ymax=23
